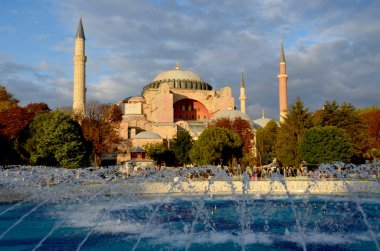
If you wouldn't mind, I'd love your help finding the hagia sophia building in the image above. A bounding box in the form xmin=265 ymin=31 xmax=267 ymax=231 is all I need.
xmin=72 ymin=18 xmax=288 ymax=164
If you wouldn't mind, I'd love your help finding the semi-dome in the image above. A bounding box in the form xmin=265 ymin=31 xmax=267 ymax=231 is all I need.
xmin=133 ymin=131 xmax=161 ymax=139
xmin=142 ymin=62 xmax=212 ymax=94
xmin=211 ymin=109 xmax=253 ymax=126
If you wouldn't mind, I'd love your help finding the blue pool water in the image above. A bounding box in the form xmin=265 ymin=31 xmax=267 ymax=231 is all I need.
xmin=1 ymin=194 xmax=379 ymax=251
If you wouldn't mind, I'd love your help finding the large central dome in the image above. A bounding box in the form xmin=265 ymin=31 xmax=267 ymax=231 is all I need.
xmin=152 ymin=65 xmax=204 ymax=82
xmin=142 ymin=62 xmax=212 ymax=94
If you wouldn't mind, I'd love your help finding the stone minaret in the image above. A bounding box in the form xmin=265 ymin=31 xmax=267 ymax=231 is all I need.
xmin=73 ymin=18 xmax=87 ymax=115
xmin=277 ymin=39 xmax=288 ymax=122
xmin=239 ymin=71 xmax=246 ymax=113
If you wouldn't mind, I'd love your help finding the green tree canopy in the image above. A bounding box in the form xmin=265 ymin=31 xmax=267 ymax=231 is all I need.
xmin=189 ymin=127 xmax=242 ymax=166
xmin=25 ymin=111 xmax=90 ymax=168
xmin=256 ymin=120 xmax=278 ymax=165
xmin=300 ymin=126 xmax=353 ymax=165
xmin=171 ymin=130 xmax=193 ymax=165
xmin=275 ymin=97 xmax=313 ymax=167
xmin=209 ymin=117 xmax=254 ymax=154
xmin=315 ymin=100 xmax=369 ymax=161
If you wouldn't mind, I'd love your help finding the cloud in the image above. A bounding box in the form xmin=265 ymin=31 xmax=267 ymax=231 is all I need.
xmin=58 ymin=0 xmax=380 ymax=117
xmin=1 ymin=0 xmax=379 ymax=121
xmin=1 ymin=75 xmax=72 ymax=108
xmin=0 ymin=60 xmax=36 ymax=75
xmin=0 ymin=54 xmax=72 ymax=108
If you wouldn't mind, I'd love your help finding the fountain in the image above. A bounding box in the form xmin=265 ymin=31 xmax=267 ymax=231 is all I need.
xmin=0 ymin=163 xmax=379 ymax=250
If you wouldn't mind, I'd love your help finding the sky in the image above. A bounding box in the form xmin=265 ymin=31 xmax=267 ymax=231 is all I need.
xmin=0 ymin=0 xmax=379 ymax=120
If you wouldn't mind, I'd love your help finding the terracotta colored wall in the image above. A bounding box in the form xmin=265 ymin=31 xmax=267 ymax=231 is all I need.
xmin=171 ymin=87 xmax=234 ymax=116
xmin=173 ymin=99 xmax=210 ymax=121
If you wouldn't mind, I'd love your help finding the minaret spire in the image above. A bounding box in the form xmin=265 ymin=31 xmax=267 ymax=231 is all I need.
xmin=75 ymin=17 xmax=86 ymax=40
xmin=280 ymin=35 xmax=285 ymax=63
xmin=73 ymin=17 xmax=87 ymax=116
xmin=277 ymin=37 xmax=288 ymax=122
xmin=239 ymin=71 xmax=246 ymax=114
xmin=175 ymin=59 xmax=180 ymax=70
xmin=240 ymin=71 xmax=245 ymax=88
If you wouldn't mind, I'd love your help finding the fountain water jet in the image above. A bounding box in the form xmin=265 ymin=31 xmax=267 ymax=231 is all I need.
xmin=0 ymin=163 xmax=379 ymax=250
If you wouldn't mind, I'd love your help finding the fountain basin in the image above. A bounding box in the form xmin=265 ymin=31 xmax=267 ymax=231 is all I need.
xmin=1 ymin=165 xmax=379 ymax=250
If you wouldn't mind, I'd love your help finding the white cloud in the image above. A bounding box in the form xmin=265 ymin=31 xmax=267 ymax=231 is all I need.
xmin=1 ymin=0 xmax=379 ymax=119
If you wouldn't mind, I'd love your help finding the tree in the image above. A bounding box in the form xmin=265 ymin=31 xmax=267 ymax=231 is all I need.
xmin=315 ymin=100 xmax=340 ymax=126
xmin=311 ymin=109 xmax=323 ymax=126
xmin=360 ymin=108 xmax=380 ymax=149
xmin=0 ymin=106 xmax=36 ymax=164
xmin=300 ymin=126 xmax=353 ymax=165
xmin=24 ymin=111 xmax=90 ymax=168
xmin=144 ymin=143 xmax=176 ymax=166
xmin=171 ymin=130 xmax=193 ymax=165
xmin=316 ymin=101 xmax=369 ymax=162
xmin=189 ymin=127 xmax=242 ymax=166
xmin=209 ymin=117 xmax=254 ymax=154
xmin=25 ymin=103 xmax=51 ymax=115
xmin=256 ymin=120 xmax=278 ymax=166
xmin=275 ymin=97 xmax=313 ymax=167
xmin=0 ymin=86 xmax=19 ymax=111
xmin=0 ymin=103 xmax=50 ymax=164
xmin=0 ymin=106 xmax=35 ymax=140
xmin=80 ymin=103 xmax=122 ymax=167
xmin=356 ymin=106 xmax=380 ymax=115
xmin=0 ymin=103 xmax=50 ymax=139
